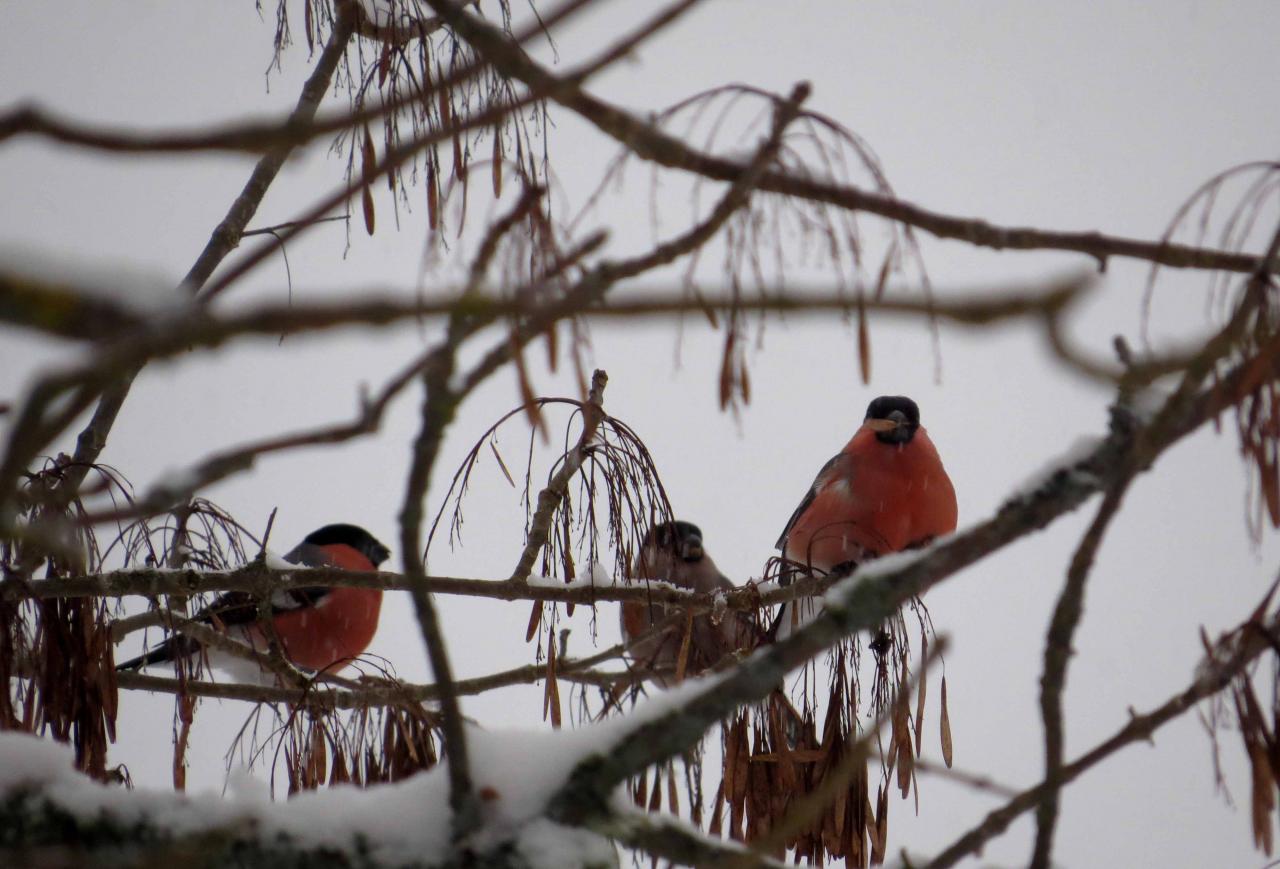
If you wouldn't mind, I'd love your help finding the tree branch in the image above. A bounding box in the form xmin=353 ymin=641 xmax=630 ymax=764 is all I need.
xmin=1031 ymin=471 xmax=1133 ymax=869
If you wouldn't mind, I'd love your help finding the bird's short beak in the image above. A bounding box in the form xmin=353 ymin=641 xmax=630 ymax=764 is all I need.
xmin=680 ymin=537 xmax=704 ymax=562
xmin=866 ymin=409 xmax=908 ymax=433
xmin=866 ymin=409 xmax=911 ymax=443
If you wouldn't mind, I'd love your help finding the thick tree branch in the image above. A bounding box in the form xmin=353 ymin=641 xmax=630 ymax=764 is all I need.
xmin=0 ymin=272 xmax=1086 ymax=344
xmin=599 ymin=809 xmax=791 ymax=869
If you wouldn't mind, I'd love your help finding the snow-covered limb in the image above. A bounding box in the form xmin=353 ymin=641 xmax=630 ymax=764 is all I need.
xmin=0 ymin=729 xmax=617 ymax=869
xmin=599 ymin=805 xmax=791 ymax=869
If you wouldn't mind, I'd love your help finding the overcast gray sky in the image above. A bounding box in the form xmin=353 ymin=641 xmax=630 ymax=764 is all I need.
xmin=4 ymin=2 xmax=1280 ymax=866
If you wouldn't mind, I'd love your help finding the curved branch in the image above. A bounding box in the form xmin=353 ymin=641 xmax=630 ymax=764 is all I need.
xmin=423 ymin=0 xmax=1272 ymax=278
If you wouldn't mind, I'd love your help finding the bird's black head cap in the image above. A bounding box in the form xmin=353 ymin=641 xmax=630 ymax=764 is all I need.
xmin=303 ymin=523 xmax=391 ymax=567
xmin=647 ymin=520 xmax=704 ymax=562
xmin=864 ymin=395 xmax=921 ymax=445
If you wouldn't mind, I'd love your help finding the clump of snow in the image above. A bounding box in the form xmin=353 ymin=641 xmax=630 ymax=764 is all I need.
xmin=1012 ymin=435 xmax=1104 ymax=498
xmin=1127 ymin=383 xmax=1176 ymax=423
xmin=1 ymin=684 xmax=743 ymax=867
xmin=515 ymin=818 xmax=617 ymax=868
xmin=525 ymin=572 xmax=606 ymax=591
xmin=263 ymin=549 xmax=300 ymax=570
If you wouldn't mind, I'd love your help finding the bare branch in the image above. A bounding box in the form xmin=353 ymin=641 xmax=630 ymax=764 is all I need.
xmin=1032 ymin=472 xmax=1134 ymax=869
xmin=511 ymin=369 xmax=609 ymax=581
xmin=0 ymin=272 xmax=1091 ymax=362
xmin=5 ymin=563 xmax=817 ymax=612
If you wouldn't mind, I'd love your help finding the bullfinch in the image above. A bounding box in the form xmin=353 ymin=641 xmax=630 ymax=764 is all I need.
xmin=117 ymin=523 xmax=390 ymax=677
xmin=773 ymin=396 xmax=956 ymax=638
xmin=620 ymin=520 xmax=758 ymax=684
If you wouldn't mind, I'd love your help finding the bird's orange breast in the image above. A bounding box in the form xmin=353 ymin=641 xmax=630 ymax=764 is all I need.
xmin=262 ymin=587 xmax=384 ymax=672
xmin=784 ymin=425 xmax=956 ymax=571
xmin=249 ymin=542 xmax=384 ymax=672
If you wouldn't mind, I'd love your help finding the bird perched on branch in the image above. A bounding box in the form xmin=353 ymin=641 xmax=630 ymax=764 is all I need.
xmin=773 ymin=395 xmax=957 ymax=639
xmin=117 ymin=523 xmax=390 ymax=677
xmin=621 ymin=520 xmax=759 ymax=684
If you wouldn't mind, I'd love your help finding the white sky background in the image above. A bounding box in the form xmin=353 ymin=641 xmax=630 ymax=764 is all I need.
xmin=3 ymin=1 xmax=1280 ymax=866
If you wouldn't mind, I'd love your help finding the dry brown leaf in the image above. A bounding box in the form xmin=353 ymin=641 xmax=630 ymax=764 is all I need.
xmin=456 ymin=163 xmax=470 ymax=239
xmin=489 ymin=441 xmax=516 ymax=488
xmin=511 ymin=338 xmax=547 ymax=442
xmin=708 ymin=780 xmax=725 ymax=837
xmin=873 ymin=242 xmax=896 ymax=301
xmin=915 ymin=635 xmax=928 ymax=758
xmin=1248 ymin=732 xmax=1276 ymax=854
xmin=1263 ymin=460 xmax=1280 ymax=527
xmin=856 ymin=292 xmax=871 ymax=385
xmin=718 ymin=329 xmax=735 ymax=410
xmin=940 ymin=675 xmax=954 ymax=768
xmin=731 ymin=719 xmax=749 ymax=839
xmin=492 ymin=130 xmax=503 ymax=198
xmin=427 ymin=161 xmax=439 ymax=232
xmin=361 ymin=127 xmax=377 ymax=236
xmin=377 ymin=40 xmax=392 ymax=87
xmin=525 ymin=601 xmax=542 ymax=643
xmin=172 ymin=695 xmax=193 ymax=792
xmin=674 ymin=611 xmax=694 ymax=683
xmin=871 ymin=783 xmax=889 ymax=864
xmin=543 ymin=634 xmax=561 ymax=728
xmin=311 ymin=723 xmax=327 ymax=786
xmin=544 ymin=323 xmax=558 ymax=373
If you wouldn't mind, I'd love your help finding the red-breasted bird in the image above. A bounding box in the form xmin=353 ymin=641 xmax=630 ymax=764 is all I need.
xmin=117 ymin=523 xmax=390 ymax=676
xmin=621 ymin=520 xmax=758 ymax=684
xmin=773 ymin=396 xmax=956 ymax=637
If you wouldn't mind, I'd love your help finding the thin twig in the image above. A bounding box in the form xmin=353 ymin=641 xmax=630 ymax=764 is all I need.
xmin=924 ymin=600 xmax=1280 ymax=868
xmin=1032 ymin=472 xmax=1134 ymax=869
xmin=511 ymin=369 xmax=608 ymax=581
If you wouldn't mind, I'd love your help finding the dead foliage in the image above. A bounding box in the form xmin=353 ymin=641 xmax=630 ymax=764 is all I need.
xmin=578 ymin=83 xmax=936 ymax=411
xmin=277 ymin=700 xmax=442 ymax=793
xmin=267 ymin=0 xmax=550 ymax=252
xmin=1 ymin=457 xmax=128 ymax=781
